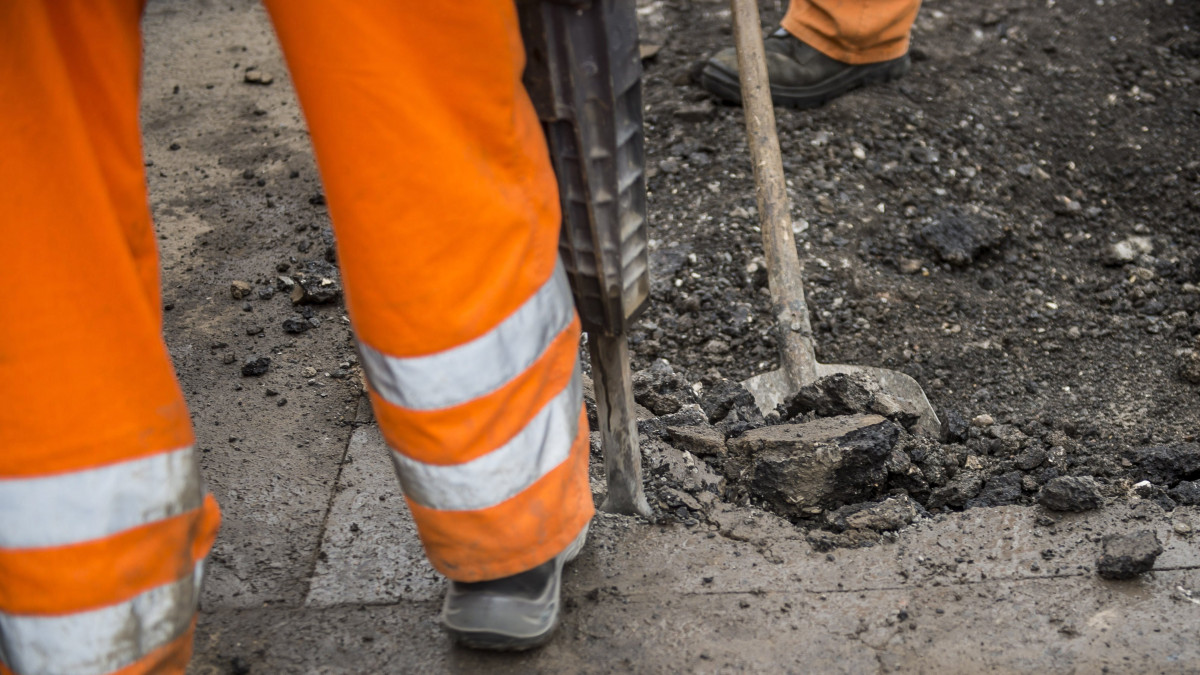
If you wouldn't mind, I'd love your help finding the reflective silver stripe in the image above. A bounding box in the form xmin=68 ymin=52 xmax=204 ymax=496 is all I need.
xmin=0 ymin=447 xmax=202 ymax=549
xmin=359 ymin=262 xmax=575 ymax=411
xmin=390 ymin=367 xmax=582 ymax=511
xmin=0 ymin=563 xmax=203 ymax=675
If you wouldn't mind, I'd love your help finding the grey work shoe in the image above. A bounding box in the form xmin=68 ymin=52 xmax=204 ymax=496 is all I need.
xmin=441 ymin=523 xmax=589 ymax=651
xmin=698 ymin=28 xmax=910 ymax=109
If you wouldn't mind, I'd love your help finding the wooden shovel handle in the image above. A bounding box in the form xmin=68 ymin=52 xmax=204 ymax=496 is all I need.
xmin=730 ymin=0 xmax=818 ymax=387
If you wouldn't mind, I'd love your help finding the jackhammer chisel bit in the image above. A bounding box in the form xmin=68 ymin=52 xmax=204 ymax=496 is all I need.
xmin=518 ymin=0 xmax=652 ymax=516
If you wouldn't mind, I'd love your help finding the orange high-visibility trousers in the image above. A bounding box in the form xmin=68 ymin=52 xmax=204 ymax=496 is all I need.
xmin=782 ymin=0 xmax=922 ymax=64
xmin=263 ymin=0 xmax=595 ymax=584
xmin=1 ymin=0 xmax=591 ymax=671
xmin=0 ymin=1 xmax=220 ymax=674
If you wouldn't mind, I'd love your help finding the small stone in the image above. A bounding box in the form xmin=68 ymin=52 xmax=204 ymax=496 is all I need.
xmin=632 ymin=360 xmax=697 ymax=416
xmin=897 ymin=258 xmax=923 ymax=275
xmin=241 ymin=356 xmax=270 ymax=377
xmin=940 ymin=409 xmax=969 ymax=443
xmin=243 ymin=68 xmax=273 ymax=85
xmin=1021 ymin=474 xmax=1040 ymax=492
xmin=1132 ymin=266 xmax=1156 ymax=282
xmin=910 ymin=146 xmax=939 ymax=164
xmin=1173 ymin=520 xmax=1193 ymax=535
xmin=230 ymin=280 xmax=252 ymax=300
xmin=830 ymin=495 xmax=920 ymax=532
xmin=256 ymin=286 xmax=274 ymax=300
xmin=221 ymin=353 xmax=235 ymax=365
xmin=971 ymin=414 xmax=995 ymax=428
xmin=1015 ymin=446 xmax=1048 ymax=470
xmin=967 ymin=471 xmax=1024 ymax=507
xmin=660 ymin=487 xmax=703 ymax=512
xmin=282 ymin=315 xmax=311 ymax=334
xmin=698 ymin=378 xmax=754 ymax=423
xmin=1038 ymin=476 xmax=1104 ymax=512
xmin=1169 ymin=480 xmax=1200 ymax=506
xmin=291 ymin=276 xmax=342 ymax=305
xmin=675 ymin=100 xmax=714 ymax=122
xmin=636 ymin=407 xmax=708 ymax=441
xmin=703 ymin=339 xmax=730 ymax=355
xmin=667 ymin=425 xmax=726 ymax=458
xmin=927 ymin=471 xmax=984 ymax=509
xmin=302 ymin=366 xmax=318 ymax=378
xmin=1096 ymin=530 xmax=1162 ymax=580
xmin=245 ymin=325 xmax=263 ymax=336
xmin=277 ymin=397 xmax=288 ymax=407
xmin=639 ymin=43 xmax=663 ymax=60
xmin=1179 ymin=351 xmax=1200 ymax=384
xmin=1104 ymin=236 xmax=1154 ymax=266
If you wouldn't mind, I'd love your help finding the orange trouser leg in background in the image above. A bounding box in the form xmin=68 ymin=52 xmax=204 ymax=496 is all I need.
xmin=0 ymin=2 xmax=220 ymax=674
xmin=782 ymin=0 xmax=922 ymax=64
xmin=264 ymin=1 xmax=595 ymax=583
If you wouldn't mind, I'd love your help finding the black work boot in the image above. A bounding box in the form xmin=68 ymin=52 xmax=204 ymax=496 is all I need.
xmin=698 ymin=28 xmax=910 ymax=109
xmin=441 ymin=523 xmax=588 ymax=651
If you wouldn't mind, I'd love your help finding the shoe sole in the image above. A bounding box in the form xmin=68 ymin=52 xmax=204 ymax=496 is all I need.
xmin=445 ymin=523 xmax=589 ymax=652
xmin=699 ymin=54 xmax=910 ymax=109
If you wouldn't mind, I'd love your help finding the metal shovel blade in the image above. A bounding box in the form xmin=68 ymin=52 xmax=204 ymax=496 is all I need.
xmin=743 ymin=363 xmax=941 ymax=438
xmin=730 ymin=0 xmax=939 ymax=439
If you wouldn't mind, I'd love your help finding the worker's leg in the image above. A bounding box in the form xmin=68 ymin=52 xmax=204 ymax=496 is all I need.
xmin=0 ymin=2 xmax=220 ymax=674
xmin=782 ymin=0 xmax=921 ymax=64
xmin=698 ymin=0 xmax=919 ymax=107
xmin=262 ymin=1 xmax=593 ymax=584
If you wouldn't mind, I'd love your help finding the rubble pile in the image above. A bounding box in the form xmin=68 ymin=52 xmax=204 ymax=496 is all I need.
xmin=617 ymin=364 xmax=1200 ymax=550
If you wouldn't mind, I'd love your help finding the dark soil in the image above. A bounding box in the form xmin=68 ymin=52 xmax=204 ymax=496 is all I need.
xmin=133 ymin=3 xmax=1200 ymax=671
xmin=616 ymin=0 xmax=1200 ymax=543
xmin=146 ymin=0 xmax=1200 ymax=583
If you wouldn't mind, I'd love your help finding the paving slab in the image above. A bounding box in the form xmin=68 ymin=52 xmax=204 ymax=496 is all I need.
xmin=306 ymin=425 xmax=441 ymax=606
xmin=143 ymin=0 xmax=361 ymax=609
xmin=193 ymin=424 xmax=1200 ymax=673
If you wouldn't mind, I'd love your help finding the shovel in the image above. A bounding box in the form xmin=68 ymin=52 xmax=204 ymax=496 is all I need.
xmin=728 ymin=0 xmax=940 ymax=437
